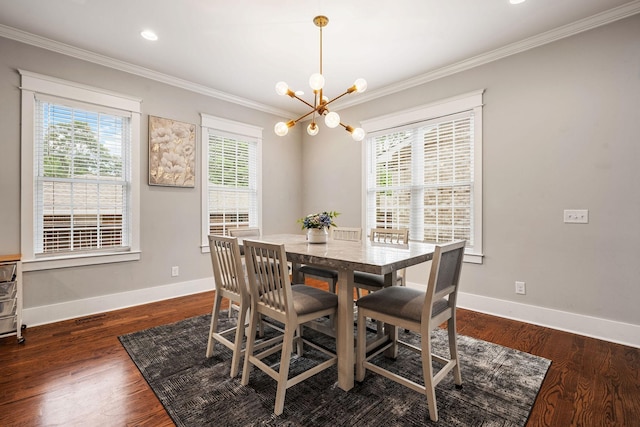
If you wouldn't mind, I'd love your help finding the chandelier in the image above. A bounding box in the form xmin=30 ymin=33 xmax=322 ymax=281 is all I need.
xmin=274 ymin=15 xmax=367 ymax=141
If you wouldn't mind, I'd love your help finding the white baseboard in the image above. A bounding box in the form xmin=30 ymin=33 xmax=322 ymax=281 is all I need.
xmin=22 ymin=280 xmax=640 ymax=349
xmin=22 ymin=278 xmax=214 ymax=328
xmin=456 ymin=291 xmax=640 ymax=349
xmin=403 ymin=281 xmax=639 ymax=348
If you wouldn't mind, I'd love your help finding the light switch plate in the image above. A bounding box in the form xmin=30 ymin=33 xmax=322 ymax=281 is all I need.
xmin=564 ymin=209 xmax=588 ymax=224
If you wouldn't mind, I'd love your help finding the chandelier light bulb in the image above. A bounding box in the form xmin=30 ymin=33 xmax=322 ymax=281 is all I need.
xmin=274 ymin=121 xmax=289 ymax=136
xmin=351 ymin=127 xmax=366 ymax=141
xmin=275 ymin=81 xmax=289 ymax=96
xmin=307 ymin=122 xmax=319 ymax=136
xmin=354 ymin=78 xmax=368 ymax=93
xmin=325 ymin=111 xmax=340 ymax=128
xmin=309 ymin=73 xmax=325 ymax=91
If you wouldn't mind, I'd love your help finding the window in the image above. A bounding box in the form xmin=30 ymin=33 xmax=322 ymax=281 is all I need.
xmin=20 ymin=70 xmax=141 ymax=270
xmin=362 ymin=90 xmax=483 ymax=263
xmin=200 ymin=114 xmax=261 ymax=249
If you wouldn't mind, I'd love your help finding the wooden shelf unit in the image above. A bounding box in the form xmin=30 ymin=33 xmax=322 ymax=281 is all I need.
xmin=0 ymin=254 xmax=24 ymax=344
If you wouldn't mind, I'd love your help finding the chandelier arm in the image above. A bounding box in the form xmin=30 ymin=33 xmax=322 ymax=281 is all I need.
xmin=340 ymin=122 xmax=358 ymax=132
xmin=292 ymin=106 xmax=322 ymax=124
xmin=291 ymin=94 xmax=316 ymax=109
xmin=311 ymin=92 xmax=318 ymax=123
xmin=322 ymin=90 xmax=353 ymax=109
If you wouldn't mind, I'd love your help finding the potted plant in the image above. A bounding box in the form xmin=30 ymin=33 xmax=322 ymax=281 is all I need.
xmin=298 ymin=211 xmax=339 ymax=243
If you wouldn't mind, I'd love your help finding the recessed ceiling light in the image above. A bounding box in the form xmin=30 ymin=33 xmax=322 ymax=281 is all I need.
xmin=141 ymin=30 xmax=158 ymax=41
xmin=510 ymin=0 xmax=526 ymax=4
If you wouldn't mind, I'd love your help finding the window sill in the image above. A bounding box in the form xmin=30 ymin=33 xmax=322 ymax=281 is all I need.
xmin=464 ymin=252 xmax=483 ymax=264
xmin=22 ymin=251 xmax=141 ymax=272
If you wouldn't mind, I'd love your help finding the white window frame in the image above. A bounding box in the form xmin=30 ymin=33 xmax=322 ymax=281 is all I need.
xmin=361 ymin=90 xmax=484 ymax=264
xmin=20 ymin=70 xmax=141 ymax=271
xmin=200 ymin=114 xmax=262 ymax=252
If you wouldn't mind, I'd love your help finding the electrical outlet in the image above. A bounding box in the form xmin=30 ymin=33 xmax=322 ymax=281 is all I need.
xmin=515 ymin=281 xmax=526 ymax=295
xmin=171 ymin=266 xmax=179 ymax=277
xmin=564 ymin=209 xmax=589 ymax=224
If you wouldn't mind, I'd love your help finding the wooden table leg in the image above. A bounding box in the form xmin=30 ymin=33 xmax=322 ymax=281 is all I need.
xmin=336 ymin=269 xmax=355 ymax=391
xmin=291 ymin=261 xmax=302 ymax=283
xmin=383 ymin=270 xmax=399 ymax=359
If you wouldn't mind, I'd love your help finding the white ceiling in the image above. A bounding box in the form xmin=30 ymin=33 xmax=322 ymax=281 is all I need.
xmin=1 ymin=0 xmax=638 ymax=117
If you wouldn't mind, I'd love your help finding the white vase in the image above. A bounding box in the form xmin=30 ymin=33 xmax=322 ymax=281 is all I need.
xmin=307 ymin=228 xmax=329 ymax=244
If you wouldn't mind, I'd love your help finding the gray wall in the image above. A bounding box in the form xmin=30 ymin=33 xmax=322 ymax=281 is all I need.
xmin=1 ymin=13 xmax=638 ymax=333
xmin=302 ymin=14 xmax=640 ymax=327
xmin=0 ymin=36 xmax=303 ymax=309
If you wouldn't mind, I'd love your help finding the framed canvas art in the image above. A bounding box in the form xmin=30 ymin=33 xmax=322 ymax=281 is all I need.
xmin=148 ymin=115 xmax=196 ymax=187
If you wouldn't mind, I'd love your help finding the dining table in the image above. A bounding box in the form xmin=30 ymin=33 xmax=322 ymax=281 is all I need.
xmin=247 ymin=233 xmax=438 ymax=391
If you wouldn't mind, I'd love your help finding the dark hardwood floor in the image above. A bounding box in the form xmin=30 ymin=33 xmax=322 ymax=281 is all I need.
xmin=1 ymin=283 xmax=638 ymax=426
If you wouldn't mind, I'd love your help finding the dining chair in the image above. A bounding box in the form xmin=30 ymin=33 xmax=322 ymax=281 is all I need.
xmin=353 ymin=228 xmax=409 ymax=296
xmin=355 ymin=240 xmax=466 ymax=422
xmin=331 ymin=227 xmax=362 ymax=242
xmin=205 ymin=235 xmax=250 ymax=378
xmin=227 ymin=226 xmax=279 ymax=335
xmin=298 ymin=227 xmax=362 ymax=329
xmin=298 ymin=227 xmax=362 ymax=293
xmin=228 ymin=227 xmax=261 ymax=253
xmin=241 ymin=239 xmax=338 ymax=416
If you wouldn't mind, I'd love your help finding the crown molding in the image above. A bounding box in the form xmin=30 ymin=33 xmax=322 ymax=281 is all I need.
xmin=2 ymin=1 xmax=639 ymax=116
xmin=335 ymin=0 xmax=640 ymax=111
xmin=0 ymin=24 xmax=293 ymax=118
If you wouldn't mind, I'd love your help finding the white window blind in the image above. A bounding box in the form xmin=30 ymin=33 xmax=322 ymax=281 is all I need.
xmin=33 ymin=97 xmax=132 ymax=254
xmin=368 ymin=114 xmax=473 ymax=244
xmin=207 ymin=131 xmax=258 ymax=236
xmin=363 ymin=90 xmax=483 ymax=261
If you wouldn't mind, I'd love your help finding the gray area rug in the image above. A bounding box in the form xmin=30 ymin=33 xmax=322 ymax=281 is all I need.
xmin=119 ymin=314 xmax=551 ymax=426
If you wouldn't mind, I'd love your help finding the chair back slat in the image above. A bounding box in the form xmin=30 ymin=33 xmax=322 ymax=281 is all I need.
xmin=244 ymin=239 xmax=292 ymax=316
xmin=208 ymin=235 xmax=247 ymax=298
xmin=370 ymin=228 xmax=409 ymax=244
